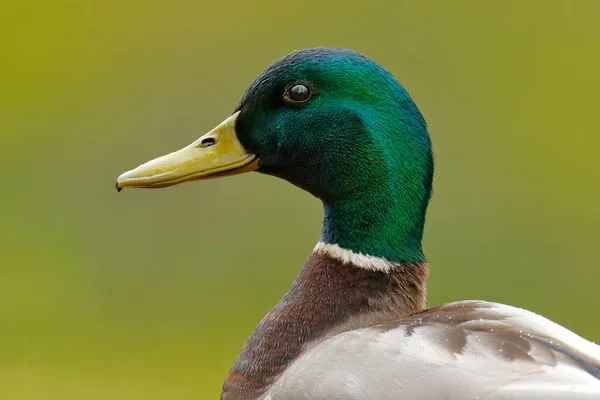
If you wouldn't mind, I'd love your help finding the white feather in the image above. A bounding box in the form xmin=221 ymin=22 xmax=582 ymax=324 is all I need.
xmin=313 ymin=242 xmax=395 ymax=273
xmin=263 ymin=301 xmax=600 ymax=399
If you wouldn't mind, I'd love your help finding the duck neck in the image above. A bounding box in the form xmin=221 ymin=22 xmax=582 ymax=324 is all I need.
xmin=221 ymin=246 xmax=429 ymax=400
xmin=321 ymin=183 xmax=428 ymax=263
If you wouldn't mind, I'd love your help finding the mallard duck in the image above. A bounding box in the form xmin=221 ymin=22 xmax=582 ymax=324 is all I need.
xmin=116 ymin=48 xmax=600 ymax=399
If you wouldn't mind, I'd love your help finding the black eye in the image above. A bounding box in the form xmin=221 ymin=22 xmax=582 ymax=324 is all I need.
xmin=285 ymin=84 xmax=311 ymax=103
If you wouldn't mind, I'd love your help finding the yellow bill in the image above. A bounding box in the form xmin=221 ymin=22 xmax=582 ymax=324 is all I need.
xmin=116 ymin=112 xmax=258 ymax=191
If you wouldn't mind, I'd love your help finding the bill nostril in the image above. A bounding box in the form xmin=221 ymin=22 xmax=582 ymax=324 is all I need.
xmin=200 ymin=137 xmax=216 ymax=147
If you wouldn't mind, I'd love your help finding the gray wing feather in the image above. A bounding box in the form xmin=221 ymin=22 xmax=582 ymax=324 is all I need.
xmin=265 ymin=301 xmax=600 ymax=400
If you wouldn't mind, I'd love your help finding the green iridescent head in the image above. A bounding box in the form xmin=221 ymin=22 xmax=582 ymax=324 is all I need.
xmin=117 ymin=48 xmax=433 ymax=263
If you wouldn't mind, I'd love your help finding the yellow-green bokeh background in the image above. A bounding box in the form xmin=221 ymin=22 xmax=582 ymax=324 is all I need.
xmin=1 ymin=1 xmax=599 ymax=398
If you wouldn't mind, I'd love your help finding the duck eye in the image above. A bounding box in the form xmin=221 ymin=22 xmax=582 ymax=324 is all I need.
xmin=285 ymin=84 xmax=311 ymax=103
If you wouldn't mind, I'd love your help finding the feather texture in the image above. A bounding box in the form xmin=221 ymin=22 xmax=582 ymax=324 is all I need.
xmin=265 ymin=301 xmax=600 ymax=399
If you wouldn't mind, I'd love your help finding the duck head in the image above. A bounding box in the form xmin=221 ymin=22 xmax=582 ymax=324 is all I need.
xmin=117 ymin=48 xmax=433 ymax=263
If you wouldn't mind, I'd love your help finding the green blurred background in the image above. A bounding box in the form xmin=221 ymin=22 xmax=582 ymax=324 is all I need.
xmin=1 ymin=0 xmax=599 ymax=398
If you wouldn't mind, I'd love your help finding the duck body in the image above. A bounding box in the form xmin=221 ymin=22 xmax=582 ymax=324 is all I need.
xmin=267 ymin=300 xmax=600 ymax=399
xmin=223 ymin=246 xmax=600 ymax=400
xmin=116 ymin=48 xmax=600 ymax=399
